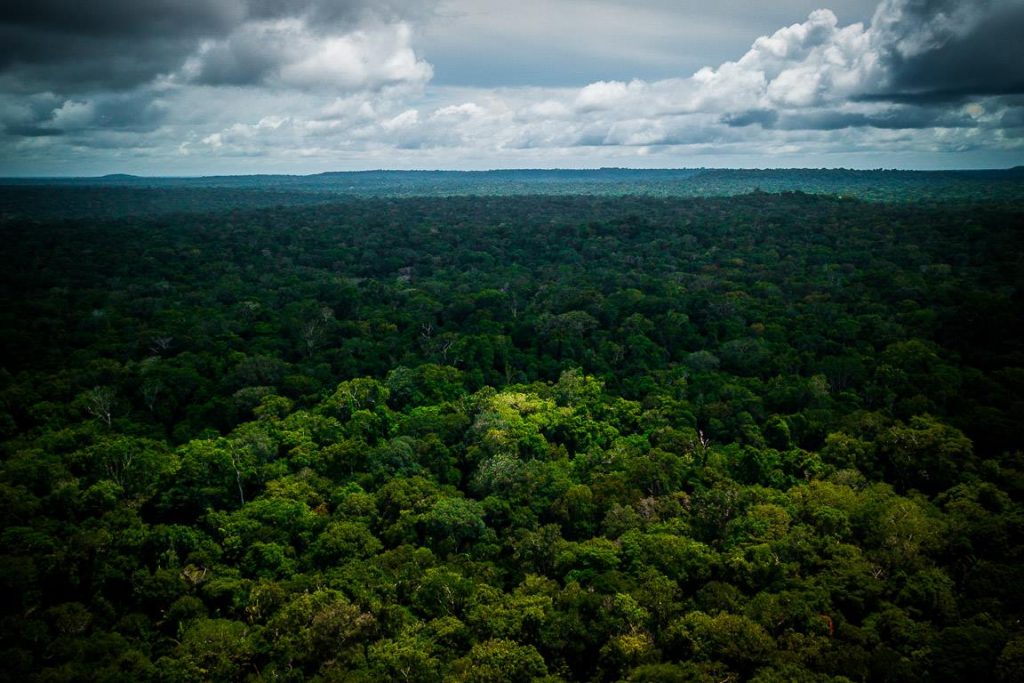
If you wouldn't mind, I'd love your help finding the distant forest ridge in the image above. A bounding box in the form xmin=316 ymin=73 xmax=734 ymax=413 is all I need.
xmin=3 ymin=167 xmax=1023 ymax=220
xmin=0 ymin=166 xmax=1019 ymax=193
xmin=5 ymin=167 xmax=1024 ymax=188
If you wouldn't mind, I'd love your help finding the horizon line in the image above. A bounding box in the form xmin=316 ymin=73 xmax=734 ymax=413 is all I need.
xmin=2 ymin=165 xmax=1022 ymax=181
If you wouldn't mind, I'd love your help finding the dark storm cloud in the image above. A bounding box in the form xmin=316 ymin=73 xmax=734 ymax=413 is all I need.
xmin=88 ymin=92 xmax=169 ymax=131
xmin=1002 ymin=105 xmax=1024 ymax=128
xmin=0 ymin=0 xmax=427 ymax=38
xmin=0 ymin=28 xmax=200 ymax=92
xmin=0 ymin=89 xmax=167 ymax=138
xmin=722 ymin=107 xmax=966 ymax=131
xmin=189 ymin=29 xmax=283 ymax=86
xmin=777 ymin=107 xmax=978 ymax=130
xmin=1 ymin=0 xmax=242 ymax=38
xmin=887 ymin=11 xmax=1024 ymax=98
xmin=721 ymin=110 xmax=780 ymax=128
xmin=0 ymin=0 xmax=434 ymax=91
xmin=296 ymin=0 xmax=433 ymax=26
xmin=723 ymin=106 xmax=980 ymax=131
xmin=868 ymin=0 xmax=1024 ymax=102
xmin=0 ymin=0 xmax=240 ymax=90
xmin=0 ymin=92 xmax=58 ymax=136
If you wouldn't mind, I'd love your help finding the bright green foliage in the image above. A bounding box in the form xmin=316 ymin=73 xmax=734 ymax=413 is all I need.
xmin=451 ymin=639 xmax=549 ymax=682
xmin=666 ymin=611 xmax=776 ymax=673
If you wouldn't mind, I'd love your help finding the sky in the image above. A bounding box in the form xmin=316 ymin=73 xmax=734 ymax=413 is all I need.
xmin=0 ymin=0 xmax=1022 ymax=175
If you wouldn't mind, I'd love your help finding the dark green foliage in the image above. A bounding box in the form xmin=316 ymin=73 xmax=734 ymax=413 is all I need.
xmin=1 ymin=180 xmax=1022 ymax=681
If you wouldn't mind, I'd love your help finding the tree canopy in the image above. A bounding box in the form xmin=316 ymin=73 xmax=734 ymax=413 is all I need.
xmin=1 ymin=182 xmax=1022 ymax=681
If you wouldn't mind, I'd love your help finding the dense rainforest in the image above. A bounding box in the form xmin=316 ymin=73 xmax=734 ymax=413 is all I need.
xmin=1 ymin=180 xmax=1023 ymax=682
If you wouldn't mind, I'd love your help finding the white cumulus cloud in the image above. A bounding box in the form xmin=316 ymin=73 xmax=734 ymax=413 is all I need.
xmin=184 ymin=19 xmax=433 ymax=92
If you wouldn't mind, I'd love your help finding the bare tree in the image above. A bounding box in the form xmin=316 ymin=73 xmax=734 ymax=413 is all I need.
xmin=690 ymin=429 xmax=711 ymax=466
xmin=85 ymin=386 xmax=116 ymax=427
xmin=149 ymin=336 xmax=173 ymax=355
xmin=301 ymin=306 xmax=334 ymax=357
xmin=141 ymin=380 xmax=162 ymax=413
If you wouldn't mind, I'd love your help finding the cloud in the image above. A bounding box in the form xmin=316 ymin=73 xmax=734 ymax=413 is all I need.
xmin=0 ymin=0 xmax=436 ymax=92
xmin=867 ymin=0 xmax=1024 ymax=100
xmin=0 ymin=89 xmax=168 ymax=141
xmin=575 ymin=81 xmax=636 ymax=112
xmin=775 ymin=105 xmax=980 ymax=130
xmin=661 ymin=8 xmax=880 ymax=112
xmin=417 ymin=1 xmax=884 ymax=89
xmin=546 ymin=0 xmax=1023 ymax=141
xmin=0 ymin=1 xmax=240 ymax=91
xmin=551 ymin=8 xmax=880 ymax=123
xmin=722 ymin=109 xmax=781 ymax=127
xmin=0 ymin=0 xmax=1022 ymax=174
xmin=185 ymin=19 xmax=432 ymax=91
xmin=488 ymin=0 xmax=1023 ymax=157
xmin=0 ymin=92 xmax=63 ymax=137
